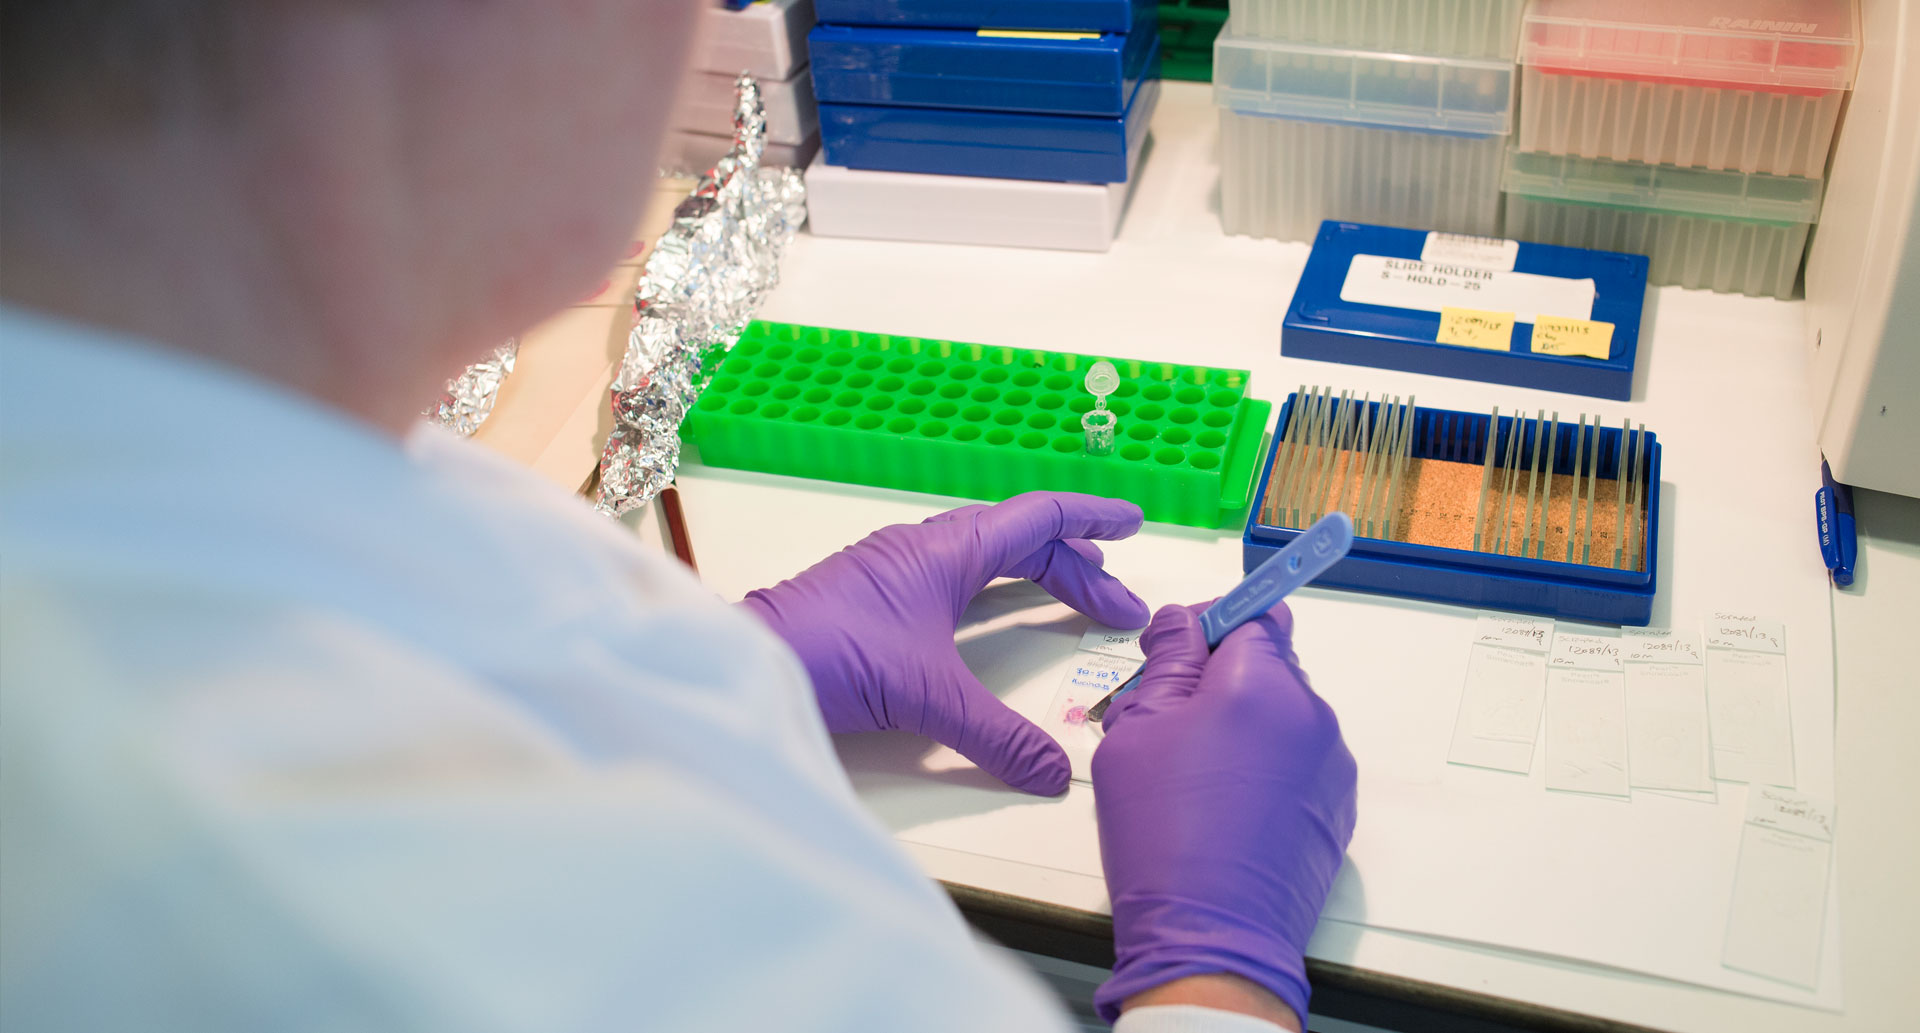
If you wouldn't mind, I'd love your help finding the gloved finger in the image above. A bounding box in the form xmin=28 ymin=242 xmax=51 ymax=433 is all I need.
xmin=917 ymin=657 xmax=1072 ymax=796
xmin=969 ymin=492 xmax=1145 ymax=579
xmin=1103 ymin=604 xmax=1210 ymax=730
xmin=1003 ymin=539 xmax=1151 ymax=630
xmin=923 ymin=503 xmax=991 ymax=525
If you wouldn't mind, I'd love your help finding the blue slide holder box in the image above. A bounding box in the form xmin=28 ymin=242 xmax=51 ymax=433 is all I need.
xmin=1283 ymin=222 xmax=1650 ymax=401
xmin=809 ymin=13 xmax=1158 ymax=117
xmin=1243 ymin=394 xmax=1663 ymax=625
xmin=818 ymin=59 xmax=1158 ymax=182
xmin=813 ymin=0 xmax=1146 ymax=31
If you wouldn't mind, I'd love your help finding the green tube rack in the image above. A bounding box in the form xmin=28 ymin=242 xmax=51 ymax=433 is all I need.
xmin=1160 ymin=0 xmax=1227 ymax=82
xmin=683 ymin=321 xmax=1273 ymax=528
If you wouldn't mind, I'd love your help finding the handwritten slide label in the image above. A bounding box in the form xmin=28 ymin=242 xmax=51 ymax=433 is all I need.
xmin=1473 ymin=613 xmax=1555 ymax=654
xmin=1076 ymin=624 xmax=1145 ymax=663
xmin=1623 ymin=628 xmax=1704 ymax=665
xmin=1437 ymin=307 xmax=1517 ymax=351
xmin=1041 ymin=651 xmax=1132 ymax=784
xmin=1530 ymin=316 xmax=1615 ymax=360
xmin=1340 ymin=255 xmax=1598 ymax=324
xmin=1449 ymin=643 xmax=1550 ymax=773
xmin=1420 ymin=232 xmax=1519 ymax=271
xmin=1723 ymin=787 xmax=1835 ymax=988
xmin=1550 ymin=631 xmax=1624 ymax=672
xmin=1706 ymin=612 xmax=1787 ymax=654
xmin=1624 ymin=642 xmax=1713 ymax=793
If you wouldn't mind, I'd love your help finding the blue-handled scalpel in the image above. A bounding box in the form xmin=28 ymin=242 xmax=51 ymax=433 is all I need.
xmin=1085 ymin=511 xmax=1354 ymax=723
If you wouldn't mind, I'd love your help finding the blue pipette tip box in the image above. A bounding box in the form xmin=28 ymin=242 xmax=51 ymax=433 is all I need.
xmin=1283 ymin=222 xmax=1650 ymax=402
xmin=809 ymin=11 xmax=1158 ymax=117
xmin=814 ymin=0 xmax=1147 ymax=31
xmin=818 ymin=60 xmax=1158 ymax=182
xmin=1243 ymin=394 xmax=1663 ymax=625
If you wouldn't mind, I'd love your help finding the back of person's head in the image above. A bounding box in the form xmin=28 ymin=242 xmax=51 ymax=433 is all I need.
xmin=2 ymin=1 xmax=700 ymax=430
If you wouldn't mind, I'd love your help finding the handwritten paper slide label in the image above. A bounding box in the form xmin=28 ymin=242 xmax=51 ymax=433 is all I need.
xmin=1530 ymin=316 xmax=1615 ymax=360
xmin=1544 ymin=634 xmax=1630 ymax=796
xmin=1076 ymin=624 xmax=1145 ymax=663
xmin=1437 ymin=307 xmax=1516 ymax=351
xmin=1723 ymin=787 xmax=1836 ymax=988
xmin=1421 ymin=232 xmax=1519 ymax=271
xmin=1623 ymin=628 xmax=1704 ymax=665
xmin=1473 ymin=613 xmax=1555 ymax=654
xmin=1042 ymin=651 xmax=1132 ymax=783
xmin=1706 ymin=612 xmax=1787 ymax=654
xmin=1449 ymin=643 xmax=1551 ymax=774
xmin=1624 ymin=633 xmax=1713 ymax=793
xmin=1706 ymin=648 xmax=1796 ymax=788
xmin=1340 ymin=255 xmax=1599 ymax=324
xmin=1550 ymin=631 xmax=1624 ymax=671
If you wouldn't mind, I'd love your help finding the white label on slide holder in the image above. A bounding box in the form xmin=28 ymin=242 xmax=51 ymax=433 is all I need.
xmin=1340 ymin=255 xmax=1597 ymax=324
xmin=1420 ymin=232 xmax=1520 ymax=271
xmin=1723 ymin=787 xmax=1835 ymax=988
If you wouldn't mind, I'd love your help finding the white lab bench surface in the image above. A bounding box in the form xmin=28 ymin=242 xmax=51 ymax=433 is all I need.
xmin=669 ymin=82 xmax=1920 ymax=1032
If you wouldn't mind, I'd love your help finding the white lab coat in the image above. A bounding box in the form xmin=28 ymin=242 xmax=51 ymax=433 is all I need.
xmin=0 ymin=305 xmax=1276 ymax=1033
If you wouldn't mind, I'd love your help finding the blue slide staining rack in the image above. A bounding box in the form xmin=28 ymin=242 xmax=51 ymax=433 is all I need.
xmin=1243 ymin=390 xmax=1662 ymax=625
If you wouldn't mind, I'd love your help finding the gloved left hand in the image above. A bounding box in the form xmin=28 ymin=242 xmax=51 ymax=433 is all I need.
xmin=739 ymin=491 xmax=1152 ymax=795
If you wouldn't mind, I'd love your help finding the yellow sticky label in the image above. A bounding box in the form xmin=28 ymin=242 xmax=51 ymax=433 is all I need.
xmin=1436 ymin=307 xmax=1516 ymax=351
xmin=1530 ymin=316 xmax=1615 ymax=359
xmin=977 ymin=29 xmax=1102 ymax=40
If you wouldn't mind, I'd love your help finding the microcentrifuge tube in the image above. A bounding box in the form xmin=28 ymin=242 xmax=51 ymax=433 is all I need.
xmin=1082 ymin=360 xmax=1120 ymax=456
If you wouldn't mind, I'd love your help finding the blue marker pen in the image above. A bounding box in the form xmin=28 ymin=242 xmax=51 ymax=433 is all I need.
xmin=1815 ymin=459 xmax=1857 ymax=588
xmin=1086 ymin=512 xmax=1354 ymax=722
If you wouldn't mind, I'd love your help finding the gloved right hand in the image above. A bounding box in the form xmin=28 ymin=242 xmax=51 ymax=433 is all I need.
xmin=1090 ymin=602 xmax=1358 ymax=1027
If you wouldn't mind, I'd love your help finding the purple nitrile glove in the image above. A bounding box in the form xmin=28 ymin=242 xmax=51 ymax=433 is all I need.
xmin=739 ymin=492 xmax=1152 ymax=795
xmin=1091 ymin=602 xmax=1357 ymax=1026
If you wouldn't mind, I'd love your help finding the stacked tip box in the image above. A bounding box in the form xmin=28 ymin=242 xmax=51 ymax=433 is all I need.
xmin=1214 ymin=0 xmax=1525 ymax=242
xmin=805 ymin=0 xmax=1161 ymax=250
xmin=684 ymin=321 xmax=1273 ymax=528
xmin=1504 ymin=0 xmax=1859 ymax=298
xmin=669 ymin=0 xmax=822 ymax=171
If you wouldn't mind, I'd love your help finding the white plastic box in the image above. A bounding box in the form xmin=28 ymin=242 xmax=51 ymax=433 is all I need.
xmin=1502 ymin=150 xmax=1826 ymax=298
xmin=1226 ymin=0 xmax=1525 ymax=60
xmin=676 ymin=66 xmax=818 ymax=146
xmin=699 ymin=0 xmax=815 ymax=80
xmin=1515 ymin=0 xmax=1859 ymax=177
xmin=802 ymin=136 xmax=1144 ymax=251
xmin=1214 ymin=32 xmax=1514 ymax=241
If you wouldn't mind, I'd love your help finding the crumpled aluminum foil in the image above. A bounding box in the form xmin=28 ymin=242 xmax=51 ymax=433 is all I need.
xmin=596 ymin=74 xmax=806 ymax=516
xmin=428 ymin=339 xmax=518 ymax=436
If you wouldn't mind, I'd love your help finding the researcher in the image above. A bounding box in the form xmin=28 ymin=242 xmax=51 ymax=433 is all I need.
xmin=0 ymin=3 xmax=1357 ymax=1032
